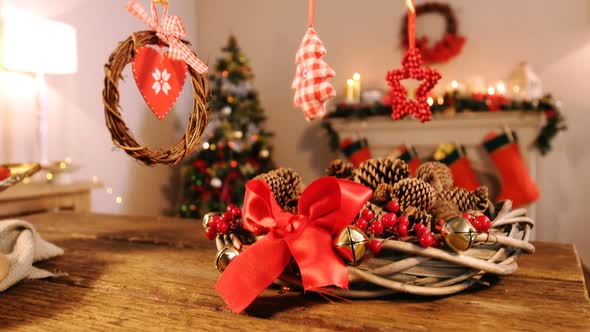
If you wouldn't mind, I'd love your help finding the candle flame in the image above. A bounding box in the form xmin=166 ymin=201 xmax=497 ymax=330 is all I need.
xmin=406 ymin=0 xmax=415 ymax=13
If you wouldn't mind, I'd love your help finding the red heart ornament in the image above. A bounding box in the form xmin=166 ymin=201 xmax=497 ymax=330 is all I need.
xmin=132 ymin=46 xmax=188 ymax=120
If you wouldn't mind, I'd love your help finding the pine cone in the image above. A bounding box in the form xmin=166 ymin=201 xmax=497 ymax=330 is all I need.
xmin=373 ymin=183 xmax=394 ymax=204
xmin=405 ymin=206 xmax=433 ymax=228
xmin=255 ymin=168 xmax=302 ymax=210
xmin=416 ymin=162 xmax=454 ymax=191
xmin=431 ymin=199 xmax=461 ymax=222
xmin=353 ymin=157 xmax=410 ymax=190
xmin=326 ymin=159 xmax=354 ymax=180
xmin=391 ymin=178 xmax=437 ymax=211
xmin=439 ymin=186 xmax=489 ymax=213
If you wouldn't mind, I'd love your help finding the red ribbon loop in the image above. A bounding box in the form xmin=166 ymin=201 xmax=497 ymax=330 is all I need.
xmin=215 ymin=177 xmax=372 ymax=313
xmin=126 ymin=0 xmax=208 ymax=74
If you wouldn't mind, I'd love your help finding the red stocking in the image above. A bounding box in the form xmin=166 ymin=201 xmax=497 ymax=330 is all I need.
xmin=439 ymin=145 xmax=480 ymax=191
xmin=340 ymin=138 xmax=372 ymax=168
xmin=483 ymin=131 xmax=540 ymax=208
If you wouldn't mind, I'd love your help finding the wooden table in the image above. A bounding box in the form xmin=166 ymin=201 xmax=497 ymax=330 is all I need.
xmin=1 ymin=212 xmax=589 ymax=331
xmin=0 ymin=181 xmax=102 ymax=217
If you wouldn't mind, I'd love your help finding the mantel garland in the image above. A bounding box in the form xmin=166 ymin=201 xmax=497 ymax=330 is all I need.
xmin=322 ymin=94 xmax=566 ymax=155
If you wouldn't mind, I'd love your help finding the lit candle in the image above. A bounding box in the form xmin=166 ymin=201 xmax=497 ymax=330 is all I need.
xmin=353 ymin=72 xmax=361 ymax=103
xmin=345 ymin=79 xmax=355 ymax=103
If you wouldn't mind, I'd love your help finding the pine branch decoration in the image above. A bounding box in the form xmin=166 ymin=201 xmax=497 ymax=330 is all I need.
xmin=438 ymin=186 xmax=489 ymax=212
xmin=416 ymin=162 xmax=454 ymax=191
xmin=326 ymin=159 xmax=354 ymax=180
xmin=353 ymin=157 xmax=410 ymax=191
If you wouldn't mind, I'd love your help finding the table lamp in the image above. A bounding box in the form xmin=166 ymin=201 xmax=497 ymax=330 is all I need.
xmin=1 ymin=8 xmax=78 ymax=166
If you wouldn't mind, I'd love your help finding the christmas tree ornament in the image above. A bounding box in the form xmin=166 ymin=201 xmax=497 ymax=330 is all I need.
xmin=353 ymin=156 xmax=410 ymax=191
xmin=507 ymin=62 xmax=543 ymax=101
xmin=334 ymin=226 xmax=369 ymax=265
xmin=103 ymin=0 xmax=209 ymax=165
xmin=215 ymin=246 xmax=240 ymax=272
xmin=340 ymin=138 xmax=372 ymax=167
xmin=483 ymin=130 xmax=540 ymax=208
xmin=326 ymin=159 xmax=355 ymax=180
xmin=400 ymin=2 xmax=466 ymax=64
xmin=433 ymin=144 xmax=480 ymax=191
xmin=386 ymin=0 xmax=441 ymax=122
xmin=292 ymin=0 xmax=336 ymax=121
xmin=442 ymin=216 xmax=478 ymax=253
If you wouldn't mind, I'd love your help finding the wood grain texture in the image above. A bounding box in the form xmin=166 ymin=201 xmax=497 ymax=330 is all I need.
xmin=0 ymin=212 xmax=588 ymax=331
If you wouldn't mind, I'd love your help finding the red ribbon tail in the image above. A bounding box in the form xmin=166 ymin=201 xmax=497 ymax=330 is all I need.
xmin=215 ymin=234 xmax=292 ymax=313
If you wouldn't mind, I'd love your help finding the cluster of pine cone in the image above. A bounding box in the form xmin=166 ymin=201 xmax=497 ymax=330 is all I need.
xmin=327 ymin=156 xmax=489 ymax=232
xmin=254 ymin=155 xmax=489 ymax=237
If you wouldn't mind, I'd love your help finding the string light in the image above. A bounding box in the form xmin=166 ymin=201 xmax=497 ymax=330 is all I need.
xmin=427 ymin=97 xmax=434 ymax=106
xmin=437 ymin=97 xmax=444 ymax=105
xmin=106 ymin=187 xmax=113 ymax=194
xmin=45 ymin=173 xmax=54 ymax=181
xmin=202 ymin=142 xmax=210 ymax=149
xmin=496 ymin=82 xmax=506 ymax=95
xmin=115 ymin=196 xmax=123 ymax=204
xmin=487 ymin=86 xmax=496 ymax=95
xmin=451 ymin=80 xmax=459 ymax=89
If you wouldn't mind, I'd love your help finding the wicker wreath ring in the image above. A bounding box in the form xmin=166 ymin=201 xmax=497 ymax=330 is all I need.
xmin=400 ymin=2 xmax=465 ymax=64
xmin=103 ymin=30 xmax=209 ymax=166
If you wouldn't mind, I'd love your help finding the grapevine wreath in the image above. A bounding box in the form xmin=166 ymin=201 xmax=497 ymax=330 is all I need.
xmin=401 ymin=2 xmax=465 ymax=64
xmin=204 ymin=158 xmax=534 ymax=313
xmin=103 ymin=1 xmax=209 ymax=166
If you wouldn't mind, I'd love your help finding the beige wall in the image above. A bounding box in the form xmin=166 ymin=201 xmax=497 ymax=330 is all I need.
xmin=195 ymin=0 xmax=590 ymax=262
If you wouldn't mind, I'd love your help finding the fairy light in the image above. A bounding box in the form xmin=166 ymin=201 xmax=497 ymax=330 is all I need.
xmin=65 ymin=157 xmax=72 ymax=164
xmin=427 ymin=97 xmax=434 ymax=106
xmin=106 ymin=187 xmax=113 ymax=194
xmin=451 ymin=80 xmax=458 ymax=89
xmin=487 ymin=86 xmax=496 ymax=95
xmin=22 ymin=177 xmax=30 ymax=184
xmin=496 ymin=82 xmax=506 ymax=95
xmin=45 ymin=173 xmax=54 ymax=181
xmin=115 ymin=196 xmax=123 ymax=204
xmin=202 ymin=142 xmax=210 ymax=150
xmin=437 ymin=96 xmax=444 ymax=105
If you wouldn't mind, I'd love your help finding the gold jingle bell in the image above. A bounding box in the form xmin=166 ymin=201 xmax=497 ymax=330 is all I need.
xmin=202 ymin=212 xmax=218 ymax=229
xmin=215 ymin=246 xmax=240 ymax=272
xmin=442 ymin=216 xmax=478 ymax=253
xmin=334 ymin=226 xmax=368 ymax=265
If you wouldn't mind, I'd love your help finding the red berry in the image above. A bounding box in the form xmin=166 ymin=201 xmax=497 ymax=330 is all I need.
xmin=431 ymin=237 xmax=440 ymax=247
xmin=251 ymin=224 xmax=267 ymax=236
xmin=209 ymin=215 xmax=220 ymax=230
xmin=475 ymin=215 xmax=492 ymax=232
xmin=386 ymin=200 xmax=400 ymax=213
xmin=228 ymin=204 xmax=242 ymax=218
xmin=470 ymin=216 xmax=482 ymax=231
xmin=216 ymin=221 xmax=229 ymax=234
xmin=221 ymin=211 xmax=234 ymax=223
xmin=398 ymin=224 xmax=409 ymax=237
xmin=368 ymin=240 xmax=383 ymax=254
xmin=462 ymin=213 xmax=474 ymax=223
xmin=369 ymin=220 xmax=384 ymax=236
xmin=354 ymin=218 xmax=369 ymax=231
xmin=361 ymin=209 xmax=375 ymax=221
xmin=414 ymin=223 xmax=427 ymax=237
xmin=381 ymin=213 xmax=398 ymax=229
xmin=204 ymin=228 xmax=217 ymax=240
xmin=419 ymin=234 xmax=434 ymax=248
xmin=398 ymin=215 xmax=410 ymax=226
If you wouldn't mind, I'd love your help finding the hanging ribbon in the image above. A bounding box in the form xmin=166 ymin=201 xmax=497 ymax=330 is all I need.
xmin=215 ymin=177 xmax=372 ymax=313
xmin=308 ymin=0 xmax=316 ymax=27
xmin=126 ymin=0 xmax=208 ymax=74
xmin=406 ymin=0 xmax=416 ymax=50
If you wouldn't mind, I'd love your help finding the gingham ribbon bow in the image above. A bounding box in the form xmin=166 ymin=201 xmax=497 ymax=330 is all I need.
xmin=127 ymin=0 xmax=207 ymax=74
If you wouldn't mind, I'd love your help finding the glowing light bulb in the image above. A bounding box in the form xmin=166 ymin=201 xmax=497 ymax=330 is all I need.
xmin=202 ymin=142 xmax=210 ymax=149
xmin=437 ymin=97 xmax=444 ymax=105
xmin=353 ymin=73 xmax=361 ymax=81
xmin=427 ymin=97 xmax=434 ymax=106
xmin=496 ymin=82 xmax=506 ymax=95
xmin=106 ymin=187 xmax=113 ymax=194
xmin=487 ymin=86 xmax=496 ymax=95
xmin=451 ymin=80 xmax=459 ymax=89
xmin=115 ymin=196 xmax=123 ymax=204
xmin=46 ymin=173 xmax=54 ymax=181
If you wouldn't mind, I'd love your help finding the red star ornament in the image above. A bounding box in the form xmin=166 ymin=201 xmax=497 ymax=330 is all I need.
xmin=386 ymin=49 xmax=441 ymax=122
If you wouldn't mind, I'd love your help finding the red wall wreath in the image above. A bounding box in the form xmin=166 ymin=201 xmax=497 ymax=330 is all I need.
xmin=401 ymin=2 xmax=466 ymax=64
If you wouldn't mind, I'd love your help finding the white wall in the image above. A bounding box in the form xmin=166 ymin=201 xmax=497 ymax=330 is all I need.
xmin=195 ymin=0 xmax=590 ymax=262
xmin=0 ymin=0 xmax=199 ymax=216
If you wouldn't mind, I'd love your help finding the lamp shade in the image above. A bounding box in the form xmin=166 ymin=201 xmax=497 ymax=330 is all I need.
xmin=2 ymin=10 xmax=77 ymax=74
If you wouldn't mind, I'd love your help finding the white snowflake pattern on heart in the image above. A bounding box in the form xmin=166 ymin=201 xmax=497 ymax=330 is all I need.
xmin=152 ymin=68 xmax=172 ymax=95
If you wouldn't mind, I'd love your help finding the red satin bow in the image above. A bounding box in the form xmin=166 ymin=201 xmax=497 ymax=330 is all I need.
xmin=215 ymin=176 xmax=372 ymax=313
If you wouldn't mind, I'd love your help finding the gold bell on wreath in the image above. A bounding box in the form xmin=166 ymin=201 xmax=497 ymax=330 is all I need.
xmin=215 ymin=246 xmax=240 ymax=272
xmin=334 ymin=226 xmax=369 ymax=265
xmin=442 ymin=216 xmax=478 ymax=253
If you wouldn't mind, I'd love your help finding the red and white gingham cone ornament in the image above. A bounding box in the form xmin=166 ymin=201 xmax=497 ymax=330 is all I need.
xmin=292 ymin=0 xmax=336 ymax=121
xmin=386 ymin=0 xmax=441 ymax=122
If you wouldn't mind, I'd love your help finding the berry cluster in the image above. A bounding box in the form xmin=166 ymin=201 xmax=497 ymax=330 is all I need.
xmin=354 ymin=200 xmax=441 ymax=253
xmin=204 ymin=204 xmax=243 ymax=240
xmin=463 ymin=213 xmax=492 ymax=233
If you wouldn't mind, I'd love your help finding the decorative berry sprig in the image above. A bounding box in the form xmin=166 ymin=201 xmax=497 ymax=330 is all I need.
xmin=204 ymin=204 xmax=244 ymax=240
xmin=463 ymin=213 xmax=492 ymax=233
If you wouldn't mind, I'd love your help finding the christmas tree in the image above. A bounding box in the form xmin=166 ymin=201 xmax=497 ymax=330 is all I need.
xmin=179 ymin=36 xmax=275 ymax=219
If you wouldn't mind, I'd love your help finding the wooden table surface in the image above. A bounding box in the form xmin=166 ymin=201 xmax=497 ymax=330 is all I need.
xmin=1 ymin=212 xmax=589 ymax=331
